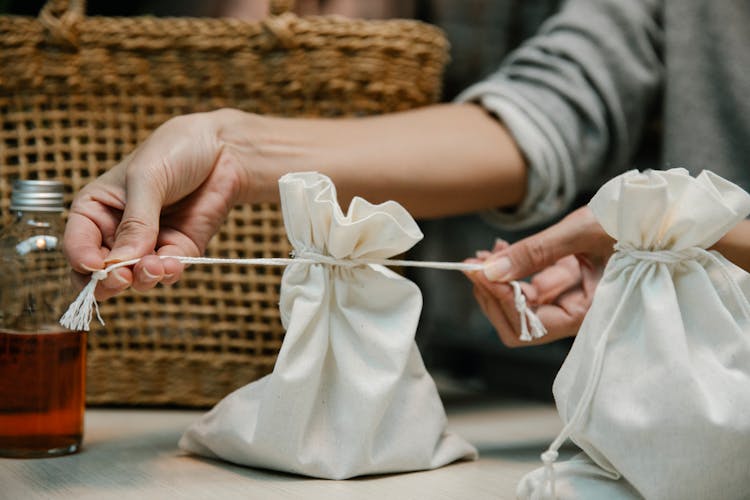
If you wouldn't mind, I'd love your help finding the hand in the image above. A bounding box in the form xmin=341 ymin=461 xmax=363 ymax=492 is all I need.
xmin=63 ymin=109 xmax=264 ymax=300
xmin=464 ymin=207 xmax=615 ymax=347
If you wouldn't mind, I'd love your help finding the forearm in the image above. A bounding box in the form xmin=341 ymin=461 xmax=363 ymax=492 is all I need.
xmin=219 ymin=104 xmax=527 ymax=219
xmin=712 ymin=220 xmax=750 ymax=272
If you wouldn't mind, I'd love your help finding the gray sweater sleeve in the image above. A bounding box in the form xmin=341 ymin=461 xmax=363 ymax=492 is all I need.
xmin=457 ymin=0 xmax=664 ymax=229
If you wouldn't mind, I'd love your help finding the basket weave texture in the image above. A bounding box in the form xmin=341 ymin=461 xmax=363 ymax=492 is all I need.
xmin=0 ymin=0 xmax=448 ymax=407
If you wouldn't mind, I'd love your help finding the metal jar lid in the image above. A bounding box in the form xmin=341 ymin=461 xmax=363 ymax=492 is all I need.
xmin=10 ymin=180 xmax=65 ymax=212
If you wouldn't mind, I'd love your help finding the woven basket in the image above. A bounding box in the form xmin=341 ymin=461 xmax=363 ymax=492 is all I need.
xmin=0 ymin=0 xmax=448 ymax=407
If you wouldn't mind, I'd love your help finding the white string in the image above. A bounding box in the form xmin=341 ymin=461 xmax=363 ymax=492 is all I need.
xmin=511 ymin=281 xmax=547 ymax=342
xmin=59 ymin=254 xmax=543 ymax=333
xmin=537 ymin=259 xmax=648 ymax=498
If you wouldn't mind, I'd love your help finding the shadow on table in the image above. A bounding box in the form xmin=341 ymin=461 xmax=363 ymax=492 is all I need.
xmin=477 ymin=441 xmax=580 ymax=463
xmin=182 ymin=439 xmax=580 ymax=484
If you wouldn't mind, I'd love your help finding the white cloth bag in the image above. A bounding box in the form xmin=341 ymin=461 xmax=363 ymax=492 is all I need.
xmin=519 ymin=169 xmax=750 ymax=500
xmin=179 ymin=172 xmax=477 ymax=479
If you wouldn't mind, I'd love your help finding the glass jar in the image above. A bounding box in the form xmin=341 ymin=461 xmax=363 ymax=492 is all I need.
xmin=0 ymin=180 xmax=86 ymax=458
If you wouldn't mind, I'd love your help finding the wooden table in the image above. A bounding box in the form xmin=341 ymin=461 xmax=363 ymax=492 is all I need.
xmin=0 ymin=399 xmax=573 ymax=500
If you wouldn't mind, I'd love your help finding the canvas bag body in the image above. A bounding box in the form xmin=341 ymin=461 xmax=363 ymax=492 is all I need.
xmin=519 ymin=169 xmax=750 ymax=500
xmin=179 ymin=172 xmax=477 ymax=479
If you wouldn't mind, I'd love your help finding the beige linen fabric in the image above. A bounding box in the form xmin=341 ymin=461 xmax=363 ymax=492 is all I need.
xmin=520 ymin=169 xmax=750 ymax=499
xmin=179 ymin=172 xmax=477 ymax=479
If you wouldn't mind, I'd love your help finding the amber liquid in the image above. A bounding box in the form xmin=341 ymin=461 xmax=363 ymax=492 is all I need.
xmin=0 ymin=328 xmax=86 ymax=457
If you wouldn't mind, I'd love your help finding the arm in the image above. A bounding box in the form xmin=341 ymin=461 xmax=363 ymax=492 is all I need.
xmin=458 ymin=0 xmax=664 ymax=228
xmin=222 ymin=104 xmax=527 ymax=218
xmin=63 ymin=104 xmax=527 ymax=298
xmin=712 ymin=220 xmax=750 ymax=272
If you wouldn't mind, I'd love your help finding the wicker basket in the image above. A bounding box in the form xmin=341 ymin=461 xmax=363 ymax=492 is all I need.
xmin=0 ymin=0 xmax=448 ymax=406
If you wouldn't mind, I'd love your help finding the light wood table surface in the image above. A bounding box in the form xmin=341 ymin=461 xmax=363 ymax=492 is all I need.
xmin=0 ymin=399 xmax=573 ymax=500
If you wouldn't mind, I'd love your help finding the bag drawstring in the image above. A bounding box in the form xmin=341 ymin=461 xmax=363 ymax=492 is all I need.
xmin=699 ymin=252 xmax=750 ymax=320
xmin=59 ymin=254 xmax=545 ymax=334
xmin=537 ymin=261 xmax=647 ymax=498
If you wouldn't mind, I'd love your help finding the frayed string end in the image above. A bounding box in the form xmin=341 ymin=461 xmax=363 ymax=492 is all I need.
xmin=59 ymin=270 xmax=107 ymax=332
xmin=511 ymin=281 xmax=547 ymax=342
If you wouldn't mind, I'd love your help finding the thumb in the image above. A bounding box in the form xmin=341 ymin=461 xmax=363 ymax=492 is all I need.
xmin=483 ymin=210 xmax=595 ymax=282
xmin=105 ymin=172 xmax=163 ymax=264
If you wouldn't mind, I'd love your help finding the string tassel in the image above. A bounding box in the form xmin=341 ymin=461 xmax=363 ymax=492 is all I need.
xmin=59 ymin=270 xmax=107 ymax=331
xmin=511 ymin=281 xmax=547 ymax=342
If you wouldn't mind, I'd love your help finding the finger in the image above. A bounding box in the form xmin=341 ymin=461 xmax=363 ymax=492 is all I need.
xmin=476 ymin=261 xmax=591 ymax=345
xmin=467 ymin=239 xmax=511 ymax=268
xmin=155 ymin=244 xmax=188 ymax=286
xmin=105 ymin=162 xmax=164 ymax=264
xmin=462 ymin=257 xmax=484 ymax=280
xmin=483 ymin=222 xmax=579 ymax=282
xmin=556 ymin=287 xmax=592 ymax=321
xmin=70 ymin=269 xmax=130 ymax=301
xmin=491 ymin=238 xmax=509 ymax=253
xmin=532 ymin=289 xmax=589 ymax=341
xmin=475 ymin=250 xmax=492 ymax=260
xmin=484 ymin=206 xmax=609 ymax=282
xmin=530 ymin=255 xmax=582 ymax=304
xmin=472 ymin=284 xmax=522 ymax=348
xmin=151 ymin=233 xmax=197 ymax=285
xmin=94 ymin=268 xmax=131 ymax=301
xmin=63 ymin=212 xmax=108 ymax=275
xmin=131 ymin=254 xmax=165 ymax=293
xmin=473 ymin=277 xmax=528 ymax=346
xmin=519 ymin=280 xmax=539 ymax=305
xmin=155 ymin=226 xmax=202 ymax=259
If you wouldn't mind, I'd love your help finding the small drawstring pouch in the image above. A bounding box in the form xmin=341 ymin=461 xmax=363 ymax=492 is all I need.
xmin=518 ymin=169 xmax=750 ymax=500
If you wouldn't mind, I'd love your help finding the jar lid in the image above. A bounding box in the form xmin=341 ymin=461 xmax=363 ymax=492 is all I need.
xmin=10 ymin=180 xmax=65 ymax=212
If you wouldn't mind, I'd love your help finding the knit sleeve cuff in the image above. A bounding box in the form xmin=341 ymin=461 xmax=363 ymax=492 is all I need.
xmin=456 ymin=79 xmax=577 ymax=230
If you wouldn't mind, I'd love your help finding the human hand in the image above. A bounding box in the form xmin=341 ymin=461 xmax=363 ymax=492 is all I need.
xmin=464 ymin=207 xmax=615 ymax=347
xmin=63 ymin=109 xmax=265 ymax=300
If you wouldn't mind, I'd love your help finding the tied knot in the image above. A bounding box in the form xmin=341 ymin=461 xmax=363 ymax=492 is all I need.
xmin=510 ymin=281 xmax=547 ymax=342
xmin=614 ymin=243 xmax=703 ymax=264
xmin=513 ymin=285 xmax=528 ymax=311
xmin=92 ymin=270 xmax=108 ymax=281
xmin=541 ymin=450 xmax=559 ymax=465
xmin=295 ymin=251 xmax=359 ymax=268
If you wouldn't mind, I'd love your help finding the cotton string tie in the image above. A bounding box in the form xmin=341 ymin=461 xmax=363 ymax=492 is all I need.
xmin=59 ymin=254 xmax=548 ymax=339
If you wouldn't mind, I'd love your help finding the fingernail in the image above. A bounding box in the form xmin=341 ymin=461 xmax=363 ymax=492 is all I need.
xmin=102 ymin=271 xmax=129 ymax=290
xmin=163 ymin=273 xmax=175 ymax=280
xmin=493 ymin=238 xmax=509 ymax=251
xmin=142 ymin=268 xmax=159 ymax=281
xmin=81 ymin=263 xmax=101 ymax=273
xmin=114 ymin=271 xmax=130 ymax=285
xmin=104 ymin=247 xmax=136 ymax=265
xmin=484 ymin=257 xmax=512 ymax=281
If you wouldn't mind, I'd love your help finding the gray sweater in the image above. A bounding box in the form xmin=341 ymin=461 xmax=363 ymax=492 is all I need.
xmin=458 ymin=0 xmax=750 ymax=228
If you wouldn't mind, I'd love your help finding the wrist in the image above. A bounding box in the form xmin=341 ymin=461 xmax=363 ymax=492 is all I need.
xmin=212 ymin=109 xmax=287 ymax=205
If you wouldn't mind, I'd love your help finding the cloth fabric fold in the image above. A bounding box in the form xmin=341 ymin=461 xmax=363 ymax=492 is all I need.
xmin=519 ymin=168 xmax=750 ymax=500
xmin=179 ymin=172 xmax=478 ymax=479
